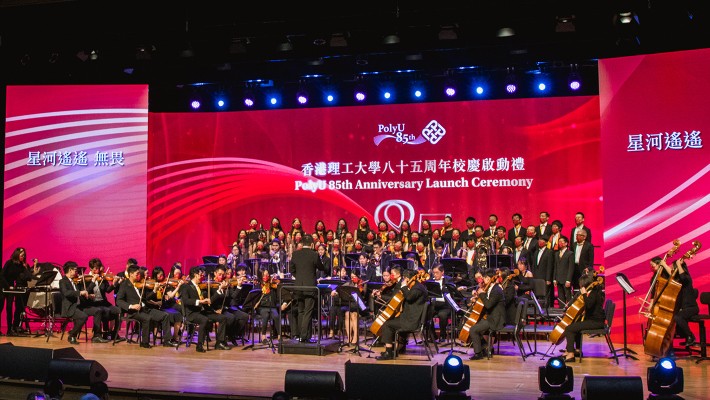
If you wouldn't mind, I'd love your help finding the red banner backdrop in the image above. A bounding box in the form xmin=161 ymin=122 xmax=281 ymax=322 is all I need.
xmin=600 ymin=48 xmax=710 ymax=345
xmin=147 ymin=96 xmax=602 ymax=268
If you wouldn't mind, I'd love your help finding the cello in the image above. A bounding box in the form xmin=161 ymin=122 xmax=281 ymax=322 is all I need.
xmin=549 ymin=275 xmax=604 ymax=345
xmin=458 ymin=271 xmax=503 ymax=343
xmin=643 ymin=240 xmax=702 ymax=357
xmin=370 ymin=269 xmax=429 ymax=336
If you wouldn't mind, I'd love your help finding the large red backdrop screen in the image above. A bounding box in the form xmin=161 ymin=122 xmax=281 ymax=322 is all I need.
xmin=148 ymin=96 xmax=602 ymax=267
xmin=3 ymin=85 xmax=149 ymax=268
xmin=600 ymin=48 xmax=710 ymax=344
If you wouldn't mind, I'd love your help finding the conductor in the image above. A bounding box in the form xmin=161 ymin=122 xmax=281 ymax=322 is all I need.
xmin=289 ymin=236 xmax=325 ymax=343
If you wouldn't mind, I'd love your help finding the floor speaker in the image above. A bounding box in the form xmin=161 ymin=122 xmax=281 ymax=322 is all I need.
xmin=0 ymin=344 xmax=83 ymax=381
xmin=47 ymin=358 xmax=108 ymax=386
xmin=581 ymin=376 xmax=643 ymax=400
xmin=345 ymin=361 xmax=436 ymax=400
xmin=285 ymin=369 xmax=344 ymax=398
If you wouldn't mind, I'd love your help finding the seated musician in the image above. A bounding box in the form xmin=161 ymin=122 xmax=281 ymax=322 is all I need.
xmin=562 ymin=273 xmax=605 ymax=361
xmin=500 ymin=268 xmax=518 ymax=326
xmin=375 ymin=267 xmax=428 ymax=360
xmin=211 ymin=265 xmax=244 ymax=345
xmin=650 ymin=256 xmax=699 ymax=348
xmin=429 ymin=264 xmax=454 ymax=343
xmin=328 ymin=267 xmax=349 ymax=338
xmin=178 ymin=266 xmax=232 ymax=352
xmin=225 ymin=264 xmax=253 ymax=343
xmin=58 ymin=261 xmax=95 ymax=344
xmin=256 ymin=268 xmax=281 ymax=343
xmin=514 ymin=258 xmax=534 ymax=298
xmin=86 ymin=258 xmax=123 ymax=342
xmin=146 ymin=266 xmax=182 ymax=347
xmin=371 ymin=269 xmax=394 ymax=313
xmin=115 ymin=264 xmax=172 ymax=349
xmin=468 ymin=268 xmax=506 ymax=360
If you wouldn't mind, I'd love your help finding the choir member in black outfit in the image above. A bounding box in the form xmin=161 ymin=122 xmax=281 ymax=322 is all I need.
xmin=58 ymin=261 xmax=93 ymax=344
xmin=554 ymin=236 xmax=575 ymax=308
xmin=562 ymin=273 xmax=605 ymax=361
xmin=115 ymin=265 xmax=172 ymax=349
xmin=376 ymin=267 xmax=428 ymax=360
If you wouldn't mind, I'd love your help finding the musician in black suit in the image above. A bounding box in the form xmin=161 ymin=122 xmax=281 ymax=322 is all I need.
xmin=531 ymin=234 xmax=555 ymax=306
xmin=468 ymin=268 xmax=506 ymax=360
xmin=570 ymin=229 xmax=594 ymax=285
xmin=179 ymin=266 xmax=233 ymax=352
xmin=376 ymin=267 xmax=428 ymax=360
xmin=58 ymin=261 xmax=93 ymax=344
xmin=289 ymin=237 xmax=325 ymax=343
xmin=562 ymin=273 xmax=605 ymax=361
xmin=86 ymin=258 xmax=122 ymax=341
xmin=115 ymin=265 xmax=172 ymax=348
xmin=2 ymin=247 xmax=35 ymax=335
xmin=553 ymin=236 xmax=575 ymax=308
xmin=429 ymin=264 xmax=454 ymax=342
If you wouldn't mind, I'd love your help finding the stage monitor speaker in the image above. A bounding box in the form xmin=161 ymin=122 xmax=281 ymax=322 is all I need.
xmin=285 ymin=370 xmax=344 ymax=398
xmin=345 ymin=361 xmax=436 ymax=400
xmin=0 ymin=344 xmax=83 ymax=381
xmin=581 ymin=376 xmax=643 ymax=400
xmin=48 ymin=359 xmax=108 ymax=386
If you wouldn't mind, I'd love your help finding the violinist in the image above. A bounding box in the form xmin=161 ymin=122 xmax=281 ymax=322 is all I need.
xmin=343 ymin=271 xmax=366 ymax=347
xmin=513 ymin=258 xmax=534 ymax=298
xmin=86 ymin=258 xmax=123 ymax=342
xmin=178 ymin=266 xmax=232 ymax=352
xmin=375 ymin=267 xmax=427 ymax=360
xmin=500 ymin=268 xmax=518 ymax=326
xmin=58 ymin=261 xmax=94 ymax=344
xmin=562 ymin=273 xmax=605 ymax=362
xmin=328 ymin=267 xmax=349 ymax=338
xmin=256 ymin=268 xmax=281 ymax=343
xmin=115 ymin=265 xmax=172 ymax=349
xmin=650 ymin=256 xmax=699 ymax=350
xmin=468 ymin=269 xmax=506 ymax=361
xmin=169 ymin=262 xmax=183 ymax=280
xmin=212 ymin=265 xmax=246 ymax=345
xmin=146 ymin=267 xmax=182 ymax=347
xmin=371 ymin=269 xmax=394 ymax=311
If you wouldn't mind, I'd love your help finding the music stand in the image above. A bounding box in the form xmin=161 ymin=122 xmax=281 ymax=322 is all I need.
xmin=344 ymin=253 xmax=360 ymax=268
xmin=241 ymin=289 xmax=266 ymax=350
xmin=441 ymin=258 xmax=467 ymax=278
xmin=488 ymin=254 xmax=513 ymax=270
xmin=246 ymin=258 xmax=261 ymax=277
xmin=31 ymin=269 xmax=60 ymax=341
xmin=524 ymin=291 xmax=550 ymax=358
xmin=231 ymin=283 xmax=254 ymax=308
xmin=614 ymin=273 xmax=639 ymax=360
xmin=336 ymin=285 xmax=371 ymax=355
xmin=389 ymin=258 xmax=415 ymax=271
xmin=425 ymin=281 xmax=464 ymax=355
xmin=402 ymin=251 xmax=418 ymax=261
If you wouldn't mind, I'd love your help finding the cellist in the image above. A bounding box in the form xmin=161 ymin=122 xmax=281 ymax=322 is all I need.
xmin=649 ymin=256 xmax=699 ymax=350
xmin=468 ymin=269 xmax=506 ymax=360
xmin=562 ymin=273 xmax=605 ymax=362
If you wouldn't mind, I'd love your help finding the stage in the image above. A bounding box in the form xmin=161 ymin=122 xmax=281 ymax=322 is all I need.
xmin=0 ymin=334 xmax=707 ymax=400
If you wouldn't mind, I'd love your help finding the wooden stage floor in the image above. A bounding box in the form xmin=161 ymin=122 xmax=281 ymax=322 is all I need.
xmin=1 ymin=334 xmax=708 ymax=400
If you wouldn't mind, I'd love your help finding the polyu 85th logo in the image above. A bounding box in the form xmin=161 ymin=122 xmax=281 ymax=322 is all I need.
xmin=373 ymin=120 xmax=446 ymax=146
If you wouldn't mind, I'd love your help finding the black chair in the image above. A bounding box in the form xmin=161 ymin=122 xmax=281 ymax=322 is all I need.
xmin=179 ymin=301 xmax=212 ymax=350
xmin=491 ymin=299 xmax=528 ymax=361
xmin=393 ymin=302 xmax=435 ymax=360
xmin=578 ymin=299 xmax=618 ymax=364
xmin=688 ymin=292 xmax=709 ymax=363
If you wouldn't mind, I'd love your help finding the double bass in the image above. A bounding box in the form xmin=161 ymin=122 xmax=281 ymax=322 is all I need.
xmin=549 ymin=275 xmax=604 ymax=345
xmin=643 ymin=240 xmax=702 ymax=357
xmin=370 ymin=270 xmax=429 ymax=336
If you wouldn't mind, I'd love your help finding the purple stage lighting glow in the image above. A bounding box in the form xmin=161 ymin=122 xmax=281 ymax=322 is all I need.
xmin=297 ymin=95 xmax=308 ymax=104
xmin=244 ymin=98 xmax=254 ymax=107
xmin=190 ymin=100 xmax=201 ymax=109
xmin=475 ymin=86 xmax=484 ymax=95
xmin=569 ymin=80 xmax=581 ymax=90
xmin=506 ymin=84 xmax=517 ymax=94
xmin=355 ymin=91 xmax=366 ymax=102
xmin=445 ymin=87 xmax=456 ymax=97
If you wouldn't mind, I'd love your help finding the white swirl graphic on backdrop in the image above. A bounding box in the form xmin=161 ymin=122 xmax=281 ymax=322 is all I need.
xmin=374 ymin=199 xmax=415 ymax=233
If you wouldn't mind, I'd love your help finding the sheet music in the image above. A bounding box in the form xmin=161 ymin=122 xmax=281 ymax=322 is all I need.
xmin=615 ymin=273 xmax=636 ymax=294
xmin=444 ymin=293 xmax=461 ymax=313
xmin=350 ymin=292 xmax=367 ymax=312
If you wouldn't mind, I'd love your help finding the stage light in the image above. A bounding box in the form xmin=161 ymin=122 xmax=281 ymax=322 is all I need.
xmin=539 ymin=356 xmax=574 ymax=399
xmin=505 ymin=69 xmax=517 ymax=94
xmin=444 ymin=82 xmax=456 ymax=97
xmin=537 ymin=83 xmax=547 ymax=91
xmin=506 ymin=84 xmax=517 ymax=94
xmin=436 ymin=353 xmax=470 ymax=399
xmin=475 ymin=86 xmax=484 ymax=95
xmin=568 ymin=74 xmax=581 ymax=91
xmin=269 ymin=97 xmax=278 ymax=106
xmin=354 ymin=90 xmax=366 ymax=102
xmin=647 ymin=357 xmax=684 ymax=397
xmin=216 ymin=99 xmax=226 ymax=108
xmin=384 ymin=91 xmax=392 ymax=100
xmin=190 ymin=100 xmax=201 ymax=110
xmin=414 ymin=89 xmax=423 ymax=98
xmin=326 ymin=94 xmax=334 ymax=103
xmin=296 ymin=90 xmax=308 ymax=105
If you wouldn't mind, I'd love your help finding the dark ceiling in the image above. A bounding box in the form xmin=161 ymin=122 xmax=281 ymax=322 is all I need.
xmin=1 ymin=0 xmax=708 ymax=87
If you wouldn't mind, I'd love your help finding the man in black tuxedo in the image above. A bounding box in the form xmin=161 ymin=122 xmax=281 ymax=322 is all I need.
xmin=531 ymin=234 xmax=555 ymax=306
xmin=115 ymin=265 xmax=172 ymax=348
xmin=553 ymin=236 xmax=575 ymax=308
xmin=570 ymin=229 xmax=594 ymax=286
xmin=58 ymin=261 xmax=94 ymax=344
xmin=468 ymin=269 xmax=506 ymax=360
xmin=179 ymin=266 xmax=233 ymax=352
xmin=376 ymin=268 xmax=428 ymax=360
xmin=429 ymin=264 xmax=454 ymax=342
xmin=289 ymin=237 xmax=325 ymax=343
xmin=86 ymin=258 xmax=123 ymax=341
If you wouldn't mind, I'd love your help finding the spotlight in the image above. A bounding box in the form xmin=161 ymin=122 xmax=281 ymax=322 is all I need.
xmin=568 ymin=73 xmax=581 ymax=91
xmin=475 ymin=86 xmax=484 ymax=95
xmin=647 ymin=357 xmax=684 ymax=398
xmin=269 ymin=97 xmax=278 ymax=106
xmin=383 ymin=91 xmax=392 ymax=100
xmin=444 ymin=79 xmax=456 ymax=97
xmin=537 ymin=82 xmax=547 ymax=92
xmin=216 ymin=98 xmax=226 ymax=109
xmin=436 ymin=353 xmax=470 ymax=399
xmin=354 ymin=90 xmax=366 ymax=102
xmin=296 ymin=90 xmax=308 ymax=105
xmin=243 ymin=90 xmax=255 ymax=107
xmin=326 ymin=94 xmax=335 ymax=103
xmin=506 ymin=84 xmax=517 ymax=94
xmin=505 ymin=70 xmax=517 ymax=94
xmin=539 ymin=357 xmax=574 ymax=399
xmin=414 ymin=89 xmax=423 ymax=98
xmin=190 ymin=100 xmax=201 ymax=110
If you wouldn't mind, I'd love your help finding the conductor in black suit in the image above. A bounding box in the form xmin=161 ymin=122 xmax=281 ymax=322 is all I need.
xmin=468 ymin=268 xmax=506 ymax=360
xmin=289 ymin=237 xmax=325 ymax=343
xmin=58 ymin=261 xmax=92 ymax=344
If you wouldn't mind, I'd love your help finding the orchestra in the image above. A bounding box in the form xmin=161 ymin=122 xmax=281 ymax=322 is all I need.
xmin=2 ymin=215 xmax=702 ymax=370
